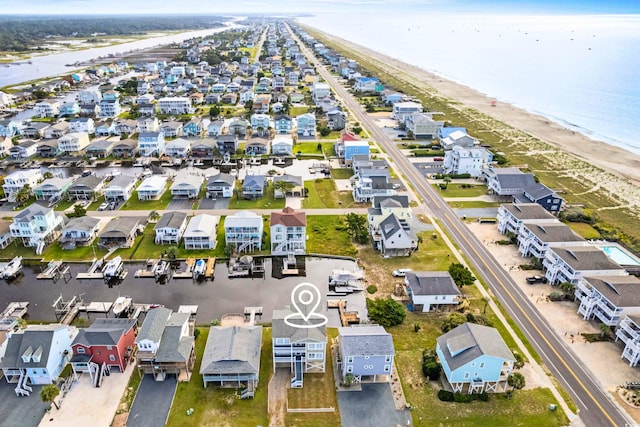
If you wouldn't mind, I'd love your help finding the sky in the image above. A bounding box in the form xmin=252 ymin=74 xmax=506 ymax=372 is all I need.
xmin=1 ymin=0 xmax=639 ymax=15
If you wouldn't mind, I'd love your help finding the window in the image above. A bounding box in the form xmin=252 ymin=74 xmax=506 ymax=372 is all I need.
xmin=364 ymin=355 xmax=369 ymax=360
xmin=384 ymin=364 xmax=390 ymax=372
xmin=347 ymin=356 xmax=354 ymax=364
xmin=106 ymin=346 xmax=113 ymax=351
xmin=308 ymin=343 xmax=323 ymax=350
xmin=464 ymin=372 xmax=470 ymax=379
xmin=275 ymin=338 xmax=290 ymax=345
xmin=385 ymin=355 xmax=392 ymax=363
xmin=347 ymin=366 xmax=353 ymax=373
xmin=471 ymin=362 xmax=476 ymax=367
xmin=474 ymin=372 xmax=479 ymax=377
xmin=109 ymin=355 xmax=116 ymax=362
xmin=479 ymin=362 xmax=485 ymax=369
xmin=76 ymin=347 xmax=86 ymax=354
xmin=308 ymin=352 xmax=323 ymax=360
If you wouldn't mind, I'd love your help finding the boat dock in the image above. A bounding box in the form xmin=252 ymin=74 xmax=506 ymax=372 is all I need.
xmin=327 ymin=299 xmax=360 ymax=327
xmin=244 ymin=306 xmax=263 ymax=325
xmin=173 ymin=258 xmax=195 ymax=279
xmin=0 ymin=302 xmax=29 ymax=319
xmin=37 ymin=261 xmax=69 ymax=280
xmin=53 ymin=294 xmax=83 ymax=325
xmin=77 ymin=258 xmax=104 ymax=279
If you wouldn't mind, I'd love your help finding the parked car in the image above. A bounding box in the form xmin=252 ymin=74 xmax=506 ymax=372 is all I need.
xmin=98 ymin=202 xmax=109 ymax=211
xmin=526 ymin=275 xmax=548 ymax=284
xmin=392 ymin=268 xmax=412 ymax=277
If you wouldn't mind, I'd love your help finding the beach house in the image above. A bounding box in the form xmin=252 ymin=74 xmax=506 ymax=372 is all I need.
xmin=270 ymin=207 xmax=306 ymax=255
xmin=224 ymin=211 xmax=263 ymax=253
xmin=154 ymin=212 xmax=188 ymax=245
xmin=170 ymin=170 xmax=204 ymax=199
xmin=543 ymin=246 xmax=627 ymax=285
xmin=33 ymin=177 xmax=73 ymax=202
xmin=337 ymin=325 xmax=395 ymax=384
xmin=104 ymin=175 xmax=136 ymax=202
xmin=9 ymin=203 xmax=65 ymax=250
xmin=184 ymin=214 xmax=219 ymax=250
xmin=137 ymin=175 xmax=168 ymax=200
xmin=405 ymin=271 xmax=463 ymax=312
xmin=206 ymin=174 xmax=234 ymax=199
xmin=59 ymin=216 xmax=101 ymax=248
xmin=575 ymin=275 xmax=640 ymax=327
xmin=58 ymin=132 xmax=91 ymax=155
xmin=138 ymin=131 xmax=165 ymax=157
xmin=496 ymin=203 xmax=558 ymax=235
xmin=3 ymin=169 xmax=42 ymax=200
xmin=98 ymin=217 xmax=141 ymax=249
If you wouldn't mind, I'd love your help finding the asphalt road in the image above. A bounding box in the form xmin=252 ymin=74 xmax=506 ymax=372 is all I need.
xmin=288 ymin=23 xmax=631 ymax=427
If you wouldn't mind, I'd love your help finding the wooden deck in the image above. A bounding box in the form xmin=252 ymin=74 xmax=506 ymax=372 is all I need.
xmin=327 ymin=299 xmax=360 ymax=327
xmin=205 ymin=257 xmax=215 ymax=279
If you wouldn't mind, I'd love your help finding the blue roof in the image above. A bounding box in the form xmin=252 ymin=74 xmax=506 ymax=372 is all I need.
xmin=438 ymin=127 xmax=467 ymax=139
xmin=358 ymin=77 xmax=379 ymax=83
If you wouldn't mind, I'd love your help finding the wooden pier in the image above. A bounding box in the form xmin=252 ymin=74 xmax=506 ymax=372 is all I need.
xmin=244 ymin=306 xmax=263 ymax=325
xmin=327 ymin=300 xmax=360 ymax=327
xmin=37 ymin=261 xmax=68 ymax=280
xmin=77 ymin=258 xmax=104 ymax=279
xmin=205 ymin=258 xmax=215 ymax=279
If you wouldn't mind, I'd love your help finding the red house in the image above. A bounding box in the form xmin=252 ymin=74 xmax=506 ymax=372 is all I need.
xmin=70 ymin=318 xmax=137 ymax=376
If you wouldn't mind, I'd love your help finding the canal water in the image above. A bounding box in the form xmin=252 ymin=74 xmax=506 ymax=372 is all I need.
xmin=0 ymin=258 xmax=368 ymax=326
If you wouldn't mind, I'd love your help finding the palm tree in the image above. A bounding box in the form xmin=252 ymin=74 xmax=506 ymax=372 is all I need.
xmin=148 ymin=210 xmax=160 ymax=223
xmin=40 ymin=384 xmax=61 ymax=409
xmin=506 ymin=372 xmax=526 ymax=399
xmin=14 ymin=184 xmax=30 ymax=206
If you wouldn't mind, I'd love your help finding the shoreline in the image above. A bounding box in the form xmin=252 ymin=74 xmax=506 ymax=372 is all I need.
xmin=305 ymin=26 xmax=640 ymax=190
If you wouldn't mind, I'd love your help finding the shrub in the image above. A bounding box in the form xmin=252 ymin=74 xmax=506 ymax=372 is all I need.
xmin=477 ymin=392 xmax=490 ymax=402
xmin=366 ymin=284 xmax=378 ymax=294
xmin=454 ymin=392 xmax=473 ymax=403
xmin=366 ymin=297 xmax=406 ymax=327
xmin=438 ymin=390 xmax=454 ymax=402
xmin=422 ymin=349 xmax=442 ymax=381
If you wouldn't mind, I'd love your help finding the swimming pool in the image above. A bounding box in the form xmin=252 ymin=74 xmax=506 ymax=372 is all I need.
xmin=601 ymin=246 xmax=640 ymax=266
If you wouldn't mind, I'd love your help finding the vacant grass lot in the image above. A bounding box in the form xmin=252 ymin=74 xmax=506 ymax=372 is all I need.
xmin=433 ymin=184 xmax=488 ymax=198
xmin=321 ymin=142 xmax=337 ymax=157
xmin=294 ymin=142 xmax=323 ymax=154
xmin=302 ymin=179 xmax=356 ymax=209
xmin=330 ymin=168 xmax=354 ymax=179
xmin=306 ymin=215 xmax=357 ymax=257
xmin=566 ymin=222 xmax=601 ymax=239
xmin=166 ymin=327 xmax=270 ymax=427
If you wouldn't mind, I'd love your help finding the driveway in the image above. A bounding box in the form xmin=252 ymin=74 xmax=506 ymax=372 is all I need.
xmin=0 ymin=382 xmax=48 ymax=427
xmin=166 ymin=198 xmax=194 ymax=210
xmin=126 ymin=375 xmax=177 ymax=427
xmin=198 ymin=197 xmax=230 ymax=210
xmin=453 ymin=208 xmax=499 ymax=218
xmin=337 ymin=383 xmax=411 ymax=427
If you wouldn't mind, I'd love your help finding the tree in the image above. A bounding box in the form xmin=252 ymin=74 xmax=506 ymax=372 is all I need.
xmin=165 ymin=246 xmax=179 ymax=260
xmin=273 ymin=180 xmax=294 ymax=198
xmin=441 ymin=312 xmax=467 ymax=333
xmin=507 ymin=372 xmax=526 ymax=398
xmin=210 ymin=104 xmax=221 ymax=117
xmin=43 ymin=171 xmax=53 ymax=180
xmin=559 ymin=281 xmax=574 ymax=299
xmin=14 ymin=184 xmax=30 ymax=206
xmin=366 ymin=297 xmax=406 ymax=327
xmin=345 ymin=213 xmax=368 ymax=244
xmin=422 ymin=349 xmax=442 ymax=381
xmin=319 ymin=127 xmax=330 ymax=137
xmin=71 ymin=204 xmax=86 ymax=217
xmin=40 ymin=384 xmax=61 ymax=410
xmin=513 ymin=352 xmax=525 ymax=370
xmin=352 ymin=126 xmax=362 ymax=135
xmin=599 ymin=323 xmax=611 ymax=340
xmin=148 ymin=210 xmax=160 ymax=222
xmin=448 ymin=263 xmax=476 ymax=288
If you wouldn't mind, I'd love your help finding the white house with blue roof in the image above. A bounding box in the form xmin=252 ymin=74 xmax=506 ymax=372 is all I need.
xmin=436 ymin=323 xmax=515 ymax=394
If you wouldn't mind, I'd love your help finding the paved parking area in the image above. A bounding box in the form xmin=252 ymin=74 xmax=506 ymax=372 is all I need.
xmin=198 ymin=197 xmax=230 ymax=210
xmin=337 ymin=383 xmax=411 ymax=427
xmin=453 ymin=207 xmax=499 ymax=218
xmin=40 ymin=364 xmax=135 ymax=427
xmin=126 ymin=375 xmax=177 ymax=427
xmin=0 ymin=382 xmax=48 ymax=427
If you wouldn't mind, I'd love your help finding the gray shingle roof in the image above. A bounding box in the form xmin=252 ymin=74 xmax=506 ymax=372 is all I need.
xmin=207 ymin=173 xmax=234 ymax=187
xmin=523 ymin=223 xmax=584 ymax=243
xmin=62 ymin=216 xmax=100 ymax=233
xmin=582 ymin=276 xmax=640 ymax=307
xmin=437 ymin=323 xmax=514 ymax=372
xmin=200 ymin=325 xmax=262 ymax=375
xmin=0 ymin=324 xmax=70 ymax=369
xmin=70 ymin=175 xmax=104 ymax=191
xmin=373 ymin=195 xmax=409 ymax=209
xmin=272 ymin=309 xmax=326 ymax=343
xmin=405 ymin=271 xmax=462 ymax=297
xmin=155 ymin=211 xmax=187 ymax=230
xmin=501 ymin=203 xmax=556 ymax=221
xmin=550 ymin=246 xmax=624 ymax=271
xmin=136 ymin=307 xmax=172 ymax=343
xmin=338 ymin=325 xmax=395 ymax=357
xmin=99 ymin=217 xmax=140 ymax=238
xmin=243 ymin=175 xmax=265 ymax=191
xmin=14 ymin=203 xmax=52 ymax=222
xmin=73 ymin=318 xmax=136 ymax=347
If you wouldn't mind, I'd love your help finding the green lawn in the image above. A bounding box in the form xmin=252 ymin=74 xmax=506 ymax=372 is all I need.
xmin=286 ymin=329 xmax=341 ymax=426
xmin=42 ymin=242 xmax=108 ymax=262
xmin=166 ymin=327 xmax=270 ymax=427
xmin=121 ymin=185 xmax=172 ymax=210
xmin=321 ymin=143 xmax=337 ymax=157
xmin=331 ymin=168 xmax=354 ymax=179
xmin=434 ymin=184 xmax=488 ymax=198
xmin=290 ymin=106 xmax=312 ymax=116
xmin=0 ymin=239 xmax=42 ymax=260
xmin=294 ymin=142 xmax=323 ymax=155
xmin=302 ymin=179 xmax=358 ymax=209
xmin=306 ymin=215 xmax=357 ymax=257
xmin=228 ymin=184 xmax=285 ymax=210
xmin=53 ymin=199 xmax=76 ymax=211
xmin=447 ymin=201 xmax=502 ymax=209
xmin=566 ymin=222 xmax=601 ymax=239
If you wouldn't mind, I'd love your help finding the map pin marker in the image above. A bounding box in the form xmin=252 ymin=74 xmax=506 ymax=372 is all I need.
xmin=291 ymin=282 xmax=321 ymax=322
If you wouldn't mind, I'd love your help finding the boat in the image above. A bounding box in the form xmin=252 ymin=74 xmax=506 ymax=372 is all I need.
xmin=328 ymin=269 xmax=364 ymax=286
xmin=103 ymin=256 xmax=124 ymax=283
xmin=192 ymin=259 xmax=206 ymax=279
xmin=1 ymin=256 xmax=23 ymax=279
xmin=112 ymin=296 xmax=132 ymax=317
xmin=153 ymin=261 xmax=170 ymax=280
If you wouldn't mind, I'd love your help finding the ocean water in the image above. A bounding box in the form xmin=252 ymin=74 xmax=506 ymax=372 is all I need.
xmin=298 ymin=13 xmax=640 ymax=155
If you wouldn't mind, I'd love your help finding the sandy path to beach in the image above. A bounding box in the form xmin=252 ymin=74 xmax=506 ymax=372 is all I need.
xmin=313 ymin=30 xmax=640 ymax=207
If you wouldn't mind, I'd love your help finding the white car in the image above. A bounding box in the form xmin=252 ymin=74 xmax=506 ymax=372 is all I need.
xmin=392 ymin=268 xmax=412 ymax=277
xmin=98 ymin=202 xmax=109 ymax=211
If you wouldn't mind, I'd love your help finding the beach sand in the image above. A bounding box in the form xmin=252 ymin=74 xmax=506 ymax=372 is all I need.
xmin=312 ymin=29 xmax=640 ymax=207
